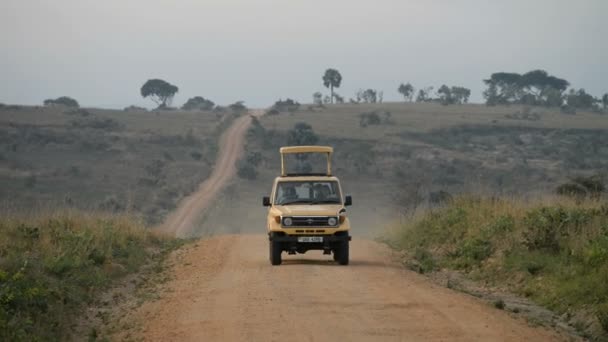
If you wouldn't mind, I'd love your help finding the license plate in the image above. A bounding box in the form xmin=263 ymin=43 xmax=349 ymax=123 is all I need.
xmin=297 ymin=236 xmax=323 ymax=243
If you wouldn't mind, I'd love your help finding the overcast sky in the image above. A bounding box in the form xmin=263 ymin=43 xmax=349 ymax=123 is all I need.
xmin=1 ymin=0 xmax=606 ymax=108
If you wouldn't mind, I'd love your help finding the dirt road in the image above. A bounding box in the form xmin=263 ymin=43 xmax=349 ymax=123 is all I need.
xmin=161 ymin=113 xmax=255 ymax=237
xmin=124 ymin=235 xmax=564 ymax=342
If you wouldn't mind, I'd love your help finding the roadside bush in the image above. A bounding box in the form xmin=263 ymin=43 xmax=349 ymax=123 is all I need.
xmin=0 ymin=213 xmax=181 ymax=341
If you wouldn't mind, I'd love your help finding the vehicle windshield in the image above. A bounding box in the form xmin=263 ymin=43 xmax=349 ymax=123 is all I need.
xmin=275 ymin=181 xmax=342 ymax=205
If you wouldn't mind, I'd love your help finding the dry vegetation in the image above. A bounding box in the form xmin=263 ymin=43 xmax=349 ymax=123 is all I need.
xmin=0 ymin=210 xmax=183 ymax=341
xmin=201 ymin=102 xmax=607 ymax=238
xmin=0 ymin=105 xmax=240 ymax=224
xmin=383 ymin=195 xmax=608 ymax=340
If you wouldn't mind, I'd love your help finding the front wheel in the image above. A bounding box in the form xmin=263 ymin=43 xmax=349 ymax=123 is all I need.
xmin=334 ymin=242 xmax=349 ymax=265
xmin=269 ymin=240 xmax=282 ymax=266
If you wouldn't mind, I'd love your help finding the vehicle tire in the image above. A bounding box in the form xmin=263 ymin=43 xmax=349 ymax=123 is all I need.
xmin=335 ymin=242 xmax=349 ymax=265
xmin=269 ymin=240 xmax=282 ymax=266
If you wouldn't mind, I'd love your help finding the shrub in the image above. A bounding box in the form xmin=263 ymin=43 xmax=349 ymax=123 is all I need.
xmin=182 ymin=96 xmax=215 ymax=111
xmin=23 ymin=175 xmax=37 ymax=188
xmin=272 ymin=98 xmax=300 ymax=113
xmin=63 ymin=108 xmax=91 ymax=116
xmin=229 ymin=101 xmax=247 ymax=113
xmin=190 ymin=151 xmax=202 ymax=160
xmin=236 ymin=160 xmax=257 ymax=180
xmin=70 ymin=117 xmax=122 ymax=131
xmin=123 ymin=105 xmax=147 ymax=112
xmin=556 ymin=175 xmax=605 ymax=199
xmin=359 ymin=112 xmax=381 ymax=127
xmin=598 ymin=303 xmax=608 ymax=333
xmin=0 ymin=213 xmax=180 ymax=341
xmin=43 ymin=96 xmax=79 ymax=108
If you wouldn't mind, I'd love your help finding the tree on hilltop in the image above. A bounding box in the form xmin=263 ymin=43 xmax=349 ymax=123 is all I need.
xmin=140 ymin=79 xmax=179 ymax=108
xmin=322 ymin=68 xmax=342 ymax=104
xmin=398 ymin=83 xmax=415 ymax=102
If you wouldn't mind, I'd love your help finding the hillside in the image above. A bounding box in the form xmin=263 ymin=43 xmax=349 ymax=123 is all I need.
xmin=0 ymin=105 xmax=239 ymax=224
xmin=196 ymin=102 xmax=608 ymax=237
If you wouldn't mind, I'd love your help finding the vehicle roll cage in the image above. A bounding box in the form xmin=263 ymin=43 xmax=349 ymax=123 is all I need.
xmin=279 ymin=146 xmax=333 ymax=177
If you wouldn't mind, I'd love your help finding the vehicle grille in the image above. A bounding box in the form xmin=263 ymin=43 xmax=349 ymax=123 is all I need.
xmin=283 ymin=216 xmax=337 ymax=227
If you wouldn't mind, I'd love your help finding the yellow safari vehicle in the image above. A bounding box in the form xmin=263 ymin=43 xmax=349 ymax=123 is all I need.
xmin=262 ymin=146 xmax=352 ymax=265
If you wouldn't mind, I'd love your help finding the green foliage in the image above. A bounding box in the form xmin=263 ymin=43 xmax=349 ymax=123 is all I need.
xmin=359 ymin=111 xmax=381 ymax=127
xmin=566 ymin=88 xmax=597 ymax=110
xmin=312 ymin=92 xmax=323 ymax=106
xmin=416 ymin=87 xmax=434 ymax=102
xmin=228 ymin=101 xmax=247 ymax=113
xmin=70 ymin=117 xmax=122 ymax=131
xmin=398 ymin=83 xmax=415 ymax=102
xmin=182 ymin=96 xmax=215 ymax=111
xmin=44 ymin=96 xmax=79 ymax=108
xmin=236 ymin=160 xmax=257 ymax=180
xmin=322 ymin=68 xmax=342 ymax=104
xmin=0 ymin=213 xmax=181 ymax=341
xmin=286 ymin=122 xmax=318 ymax=146
xmin=386 ymin=196 xmax=608 ymax=338
xmin=483 ymin=70 xmax=569 ymax=107
xmin=140 ymin=79 xmax=179 ymax=108
xmin=556 ymin=175 xmax=605 ymax=200
xmin=272 ymin=99 xmax=300 ymax=113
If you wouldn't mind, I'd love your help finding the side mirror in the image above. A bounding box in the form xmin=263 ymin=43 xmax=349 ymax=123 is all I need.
xmin=344 ymin=195 xmax=352 ymax=206
xmin=262 ymin=196 xmax=271 ymax=207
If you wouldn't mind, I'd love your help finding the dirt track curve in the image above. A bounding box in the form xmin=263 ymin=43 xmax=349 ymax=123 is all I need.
xmin=124 ymin=235 xmax=564 ymax=341
xmin=161 ymin=113 xmax=256 ymax=237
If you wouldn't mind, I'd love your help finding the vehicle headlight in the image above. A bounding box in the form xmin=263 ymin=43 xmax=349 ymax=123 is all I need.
xmin=328 ymin=217 xmax=338 ymax=226
xmin=283 ymin=217 xmax=293 ymax=226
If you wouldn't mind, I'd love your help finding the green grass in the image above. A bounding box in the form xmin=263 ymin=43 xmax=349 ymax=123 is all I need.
xmin=384 ymin=195 xmax=608 ymax=338
xmin=0 ymin=211 xmax=183 ymax=341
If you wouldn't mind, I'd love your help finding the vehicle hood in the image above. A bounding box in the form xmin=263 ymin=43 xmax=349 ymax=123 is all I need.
xmin=274 ymin=204 xmax=343 ymax=217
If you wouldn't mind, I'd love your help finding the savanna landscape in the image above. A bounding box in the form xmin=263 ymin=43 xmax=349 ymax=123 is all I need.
xmin=2 ymin=1 xmax=608 ymax=341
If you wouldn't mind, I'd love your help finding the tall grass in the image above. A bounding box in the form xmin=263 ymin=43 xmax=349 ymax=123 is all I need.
xmin=0 ymin=210 xmax=182 ymax=341
xmin=385 ymin=195 xmax=608 ymax=337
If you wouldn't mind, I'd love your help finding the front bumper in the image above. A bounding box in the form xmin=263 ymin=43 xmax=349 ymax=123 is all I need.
xmin=269 ymin=235 xmax=351 ymax=243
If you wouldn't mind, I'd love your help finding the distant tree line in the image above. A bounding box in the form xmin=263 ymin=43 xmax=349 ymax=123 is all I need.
xmin=396 ymin=83 xmax=471 ymax=105
xmin=483 ymin=69 xmax=605 ymax=112
xmin=38 ymin=68 xmax=607 ymax=113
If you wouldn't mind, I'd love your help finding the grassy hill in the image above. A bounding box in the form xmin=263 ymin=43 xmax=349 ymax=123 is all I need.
xmin=0 ymin=105 xmax=239 ymax=224
xmin=196 ymin=102 xmax=607 ymax=237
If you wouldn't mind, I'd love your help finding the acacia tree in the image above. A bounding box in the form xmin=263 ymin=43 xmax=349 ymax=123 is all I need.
xmin=140 ymin=79 xmax=179 ymax=108
xmin=451 ymin=86 xmax=471 ymax=104
xmin=398 ymin=83 xmax=415 ymax=102
xmin=322 ymin=68 xmax=342 ymax=104
xmin=603 ymin=93 xmax=608 ymax=110
xmin=416 ymin=87 xmax=433 ymax=102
